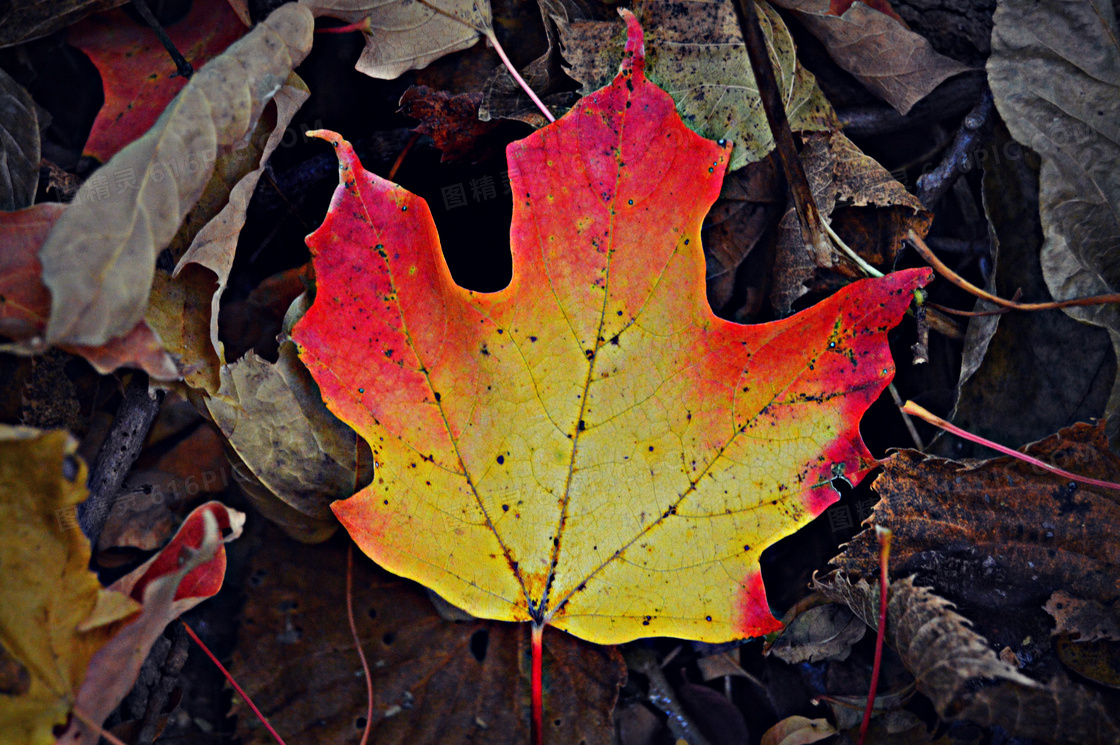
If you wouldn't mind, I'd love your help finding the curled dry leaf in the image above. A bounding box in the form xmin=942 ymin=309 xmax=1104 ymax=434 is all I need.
xmin=559 ymin=0 xmax=837 ymax=172
xmin=827 ymin=422 xmax=1120 ymax=740
xmin=0 ymin=68 xmax=39 ymax=210
xmin=205 ymin=340 xmax=364 ymax=543
xmin=69 ymin=0 xmax=247 ymax=162
xmin=38 ymin=2 xmax=313 ymax=348
xmin=988 ymin=0 xmax=1120 ymax=437
xmin=769 ymin=0 xmax=971 ymax=114
xmin=0 ymin=204 xmax=178 ymax=380
xmin=305 ymin=0 xmax=492 ymax=79
xmin=57 ymin=501 xmax=246 ymax=745
xmin=772 ymin=130 xmax=931 ymax=313
xmin=768 ymin=601 xmax=865 ymax=664
xmin=231 ymin=526 xmax=625 ymax=745
xmin=1045 ymin=590 xmax=1120 ymax=643
xmin=0 ymin=426 xmax=139 ymax=745
xmin=292 ymin=14 xmax=929 ymax=642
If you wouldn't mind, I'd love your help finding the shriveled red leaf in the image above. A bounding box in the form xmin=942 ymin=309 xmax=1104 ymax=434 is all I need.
xmin=293 ymin=13 xmax=929 ymax=644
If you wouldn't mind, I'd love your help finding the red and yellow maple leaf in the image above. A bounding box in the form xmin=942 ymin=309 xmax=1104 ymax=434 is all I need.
xmin=292 ymin=12 xmax=929 ymax=645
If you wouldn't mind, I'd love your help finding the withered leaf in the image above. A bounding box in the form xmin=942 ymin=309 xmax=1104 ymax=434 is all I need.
xmin=306 ymin=0 xmax=491 ymax=79
xmin=559 ymin=0 xmax=837 ymax=171
xmin=38 ymin=3 xmax=313 ymax=348
xmin=989 ymin=0 xmax=1120 ymax=438
xmin=0 ymin=204 xmax=178 ymax=380
xmin=398 ymin=86 xmax=502 ymax=162
xmin=205 ymin=340 xmax=362 ymax=543
xmin=772 ymin=130 xmax=931 ymax=312
xmin=232 ymin=526 xmax=626 ymax=745
xmin=770 ymin=0 xmax=970 ymax=114
xmin=0 ymin=68 xmax=39 ymax=210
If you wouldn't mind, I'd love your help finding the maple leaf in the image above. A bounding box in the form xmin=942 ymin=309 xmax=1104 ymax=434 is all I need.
xmin=293 ymin=12 xmax=929 ymax=644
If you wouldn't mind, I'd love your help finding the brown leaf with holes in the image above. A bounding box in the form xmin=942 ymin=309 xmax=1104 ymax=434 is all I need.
xmin=231 ymin=525 xmax=625 ymax=745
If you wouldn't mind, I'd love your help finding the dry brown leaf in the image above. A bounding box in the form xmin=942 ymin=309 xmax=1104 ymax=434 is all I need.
xmin=398 ymin=86 xmax=503 ymax=162
xmin=816 ymin=576 xmax=1044 ymax=719
xmin=559 ymin=0 xmax=837 ymax=171
xmin=304 ymin=0 xmax=492 ymax=79
xmin=772 ymin=130 xmax=930 ymax=312
xmin=173 ymin=74 xmax=310 ymax=367
xmin=770 ymin=0 xmax=971 ymax=114
xmin=0 ymin=204 xmax=178 ymax=380
xmin=769 ymin=602 xmax=865 ymax=665
xmin=204 ymin=340 xmax=362 ymax=542
xmin=0 ymin=68 xmax=39 ymax=210
xmin=988 ymin=0 xmax=1120 ymax=441
xmin=1045 ymin=591 xmax=1120 ymax=643
xmin=38 ymin=3 xmax=313 ymax=348
xmin=761 ymin=716 xmax=837 ymax=745
xmin=232 ymin=525 xmax=626 ymax=745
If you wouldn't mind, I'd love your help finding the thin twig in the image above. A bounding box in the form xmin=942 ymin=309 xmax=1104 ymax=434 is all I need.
xmin=130 ymin=0 xmax=193 ymax=78
xmin=901 ymin=401 xmax=1120 ymax=492
xmin=347 ymin=545 xmax=373 ymax=745
xmin=731 ymin=0 xmax=829 ymax=260
xmin=907 ymin=230 xmax=1120 ymax=311
xmin=71 ymin=705 xmax=130 ymax=745
xmin=183 ymin=622 xmax=288 ymax=745
xmin=823 ymin=220 xmax=883 ymax=278
xmin=81 ymin=373 xmax=164 ymax=549
xmin=485 ymin=31 xmax=555 ymax=123
xmin=388 ymin=132 xmax=420 ymax=181
xmin=888 ymin=384 xmax=924 ymax=451
xmin=915 ymin=89 xmax=994 ymax=209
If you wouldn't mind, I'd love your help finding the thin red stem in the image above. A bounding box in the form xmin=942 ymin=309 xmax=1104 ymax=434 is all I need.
xmin=858 ymin=526 xmax=892 ymax=745
xmin=902 ymin=401 xmax=1120 ymax=492
xmin=316 ymin=19 xmax=371 ymax=34
xmin=183 ymin=621 xmax=288 ymax=745
xmin=486 ymin=31 xmax=555 ymax=123
xmin=531 ymin=622 xmax=544 ymax=745
xmin=348 ymin=544 xmax=373 ymax=745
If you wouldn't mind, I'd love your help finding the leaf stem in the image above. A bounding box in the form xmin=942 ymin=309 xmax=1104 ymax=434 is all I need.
xmin=486 ymin=31 xmax=555 ymax=123
xmin=71 ymin=704 xmax=129 ymax=745
xmin=858 ymin=526 xmax=892 ymax=745
xmin=531 ymin=622 xmax=544 ymax=745
xmin=183 ymin=621 xmax=288 ymax=745
xmin=907 ymin=229 xmax=1120 ymax=311
xmin=901 ymin=400 xmax=1120 ymax=492
xmin=347 ymin=544 xmax=373 ymax=745
xmin=130 ymin=0 xmax=193 ymax=78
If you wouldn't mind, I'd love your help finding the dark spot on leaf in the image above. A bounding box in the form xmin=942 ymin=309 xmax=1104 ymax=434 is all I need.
xmin=382 ymin=632 xmax=396 ymax=645
xmin=469 ymin=629 xmax=489 ymax=661
xmin=502 ymin=504 xmax=509 ymax=511
xmin=497 ymin=455 xmax=505 ymax=465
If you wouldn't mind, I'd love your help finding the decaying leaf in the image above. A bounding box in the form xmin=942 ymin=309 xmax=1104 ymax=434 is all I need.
xmin=57 ymin=501 xmax=246 ymax=745
xmin=988 ymin=0 xmax=1120 ymax=436
xmin=826 ymin=423 xmax=1120 ymax=740
xmin=292 ymin=14 xmax=929 ymax=643
xmin=559 ymin=0 xmax=837 ymax=171
xmin=305 ymin=0 xmax=492 ymax=79
xmin=768 ymin=601 xmax=865 ymax=664
xmin=0 ymin=68 xmax=39 ymax=210
xmin=172 ymin=74 xmax=310 ymax=367
xmin=940 ymin=124 xmax=1115 ymax=458
xmin=205 ymin=339 xmax=364 ymax=543
xmin=232 ymin=526 xmax=626 ymax=745
xmin=772 ymin=130 xmax=931 ymax=312
xmin=38 ymin=3 xmax=313 ymax=348
xmin=398 ymin=86 xmax=503 ymax=162
xmin=0 ymin=426 xmax=138 ymax=745
xmin=0 ymin=204 xmax=179 ymax=380
xmin=69 ymin=0 xmax=247 ymax=162
xmin=770 ymin=0 xmax=971 ymax=114
xmin=1045 ymin=590 xmax=1120 ymax=643
xmin=761 ymin=716 xmax=836 ymax=745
